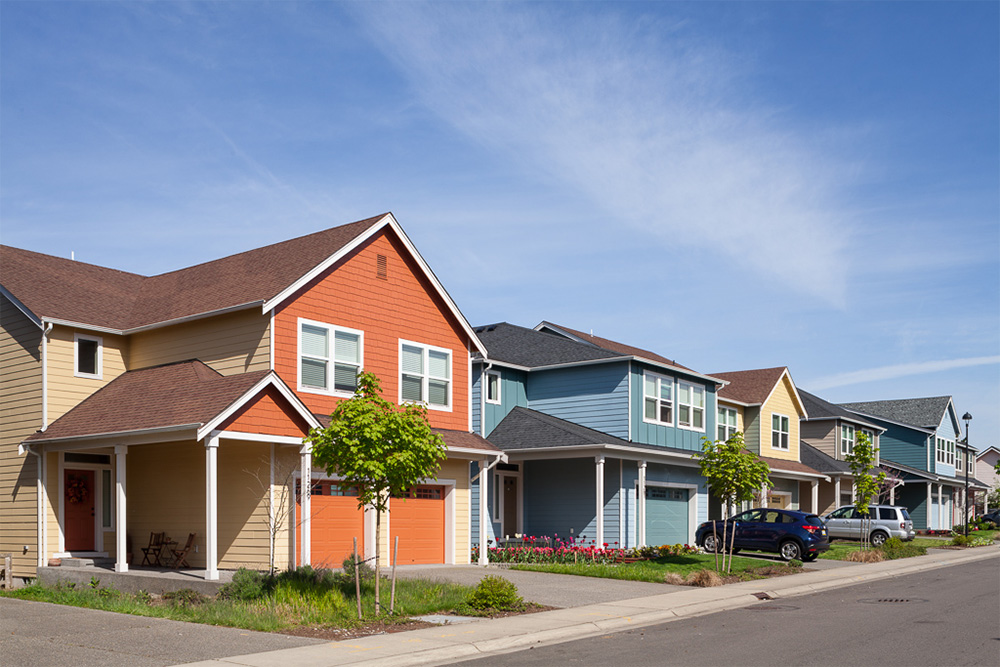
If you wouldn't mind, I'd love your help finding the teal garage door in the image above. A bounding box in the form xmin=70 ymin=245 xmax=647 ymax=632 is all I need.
xmin=646 ymin=487 xmax=689 ymax=545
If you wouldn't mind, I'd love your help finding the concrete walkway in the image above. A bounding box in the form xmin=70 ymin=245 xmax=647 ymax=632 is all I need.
xmin=183 ymin=545 xmax=1000 ymax=667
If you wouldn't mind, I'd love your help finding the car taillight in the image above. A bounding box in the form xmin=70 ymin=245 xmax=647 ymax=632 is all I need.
xmin=802 ymin=525 xmax=821 ymax=533
xmin=900 ymin=522 xmax=906 ymax=529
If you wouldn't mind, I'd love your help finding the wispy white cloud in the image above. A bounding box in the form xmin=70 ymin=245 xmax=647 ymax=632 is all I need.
xmin=351 ymin=3 xmax=857 ymax=303
xmin=806 ymin=356 xmax=1000 ymax=391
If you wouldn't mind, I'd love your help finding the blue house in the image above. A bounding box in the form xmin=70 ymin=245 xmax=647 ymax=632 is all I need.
xmin=470 ymin=322 xmax=724 ymax=552
xmin=839 ymin=397 xmax=987 ymax=530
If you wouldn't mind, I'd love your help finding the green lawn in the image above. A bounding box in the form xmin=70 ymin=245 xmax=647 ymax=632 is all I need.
xmin=817 ymin=532 xmax=998 ymax=561
xmin=510 ymin=553 xmax=798 ymax=583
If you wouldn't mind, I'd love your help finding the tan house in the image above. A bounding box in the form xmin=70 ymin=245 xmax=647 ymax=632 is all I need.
xmin=711 ymin=367 xmax=828 ymax=514
xmin=1 ymin=213 xmax=501 ymax=582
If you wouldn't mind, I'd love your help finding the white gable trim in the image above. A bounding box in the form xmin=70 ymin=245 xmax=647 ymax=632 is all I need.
xmin=197 ymin=373 xmax=321 ymax=441
xmin=761 ymin=368 xmax=809 ymax=419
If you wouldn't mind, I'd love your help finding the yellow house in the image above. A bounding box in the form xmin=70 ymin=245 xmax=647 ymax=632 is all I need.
xmin=0 ymin=213 xmax=501 ymax=583
xmin=711 ymin=367 xmax=828 ymax=514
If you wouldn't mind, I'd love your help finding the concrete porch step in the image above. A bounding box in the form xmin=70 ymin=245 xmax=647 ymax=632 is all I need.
xmin=61 ymin=557 xmax=115 ymax=568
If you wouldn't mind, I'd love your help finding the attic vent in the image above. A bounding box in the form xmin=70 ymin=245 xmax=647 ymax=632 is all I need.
xmin=376 ymin=254 xmax=388 ymax=280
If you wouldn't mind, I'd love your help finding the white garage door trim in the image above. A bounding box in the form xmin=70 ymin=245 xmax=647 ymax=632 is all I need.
xmin=639 ymin=480 xmax=698 ymax=545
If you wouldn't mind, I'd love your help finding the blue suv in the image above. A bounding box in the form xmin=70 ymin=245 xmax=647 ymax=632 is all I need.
xmin=696 ymin=508 xmax=830 ymax=562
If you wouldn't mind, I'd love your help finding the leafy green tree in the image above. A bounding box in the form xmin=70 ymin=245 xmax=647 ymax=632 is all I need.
xmin=694 ymin=432 xmax=772 ymax=574
xmin=306 ymin=372 xmax=446 ymax=614
xmin=845 ymin=431 xmax=886 ymax=550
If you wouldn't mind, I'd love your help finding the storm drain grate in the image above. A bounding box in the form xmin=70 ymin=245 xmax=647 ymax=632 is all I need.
xmin=752 ymin=592 xmax=773 ymax=600
xmin=859 ymin=598 xmax=928 ymax=604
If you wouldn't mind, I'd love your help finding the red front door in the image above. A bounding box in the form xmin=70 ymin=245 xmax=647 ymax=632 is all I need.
xmin=64 ymin=469 xmax=95 ymax=551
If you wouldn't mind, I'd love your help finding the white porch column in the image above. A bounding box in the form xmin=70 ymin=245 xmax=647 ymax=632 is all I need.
xmin=937 ymin=484 xmax=944 ymax=529
xmin=479 ymin=458 xmax=489 ymax=566
xmin=851 ymin=480 xmax=856 ymax=504
xmin=205 ymin=435 xmax=219 ymax=580
xmin=637 ymin=461 xmax=647 ymax=546
xmin=834 ymin=477 xmax=842 ymax=506
xmin=114 ymin=445 xmax=128 ymax=573
xmin=299 ymin=445 xmax=312 ymax=566
xmin=811 ymin=480 xmax=819 ymax=514
xmin=927 ymin=483 xmax=933 ymax=530
xmin=595 ymin=456 xmax=605 ymax=548
xmin=36 ymin=449 xmax=45 ymax=568
xmin=889 ymin=483 xmax=895 ymax=505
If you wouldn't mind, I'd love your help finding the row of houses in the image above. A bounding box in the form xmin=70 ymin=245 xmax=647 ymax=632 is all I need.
xmin=1 ymin=214 xmax=994 ymax=581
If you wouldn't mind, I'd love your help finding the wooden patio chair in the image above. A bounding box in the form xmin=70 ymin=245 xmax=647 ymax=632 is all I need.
xmin=171 ymin=533 xmax=196 ymax=569
xmin=140 ymin=532 xmax=166 ymax=566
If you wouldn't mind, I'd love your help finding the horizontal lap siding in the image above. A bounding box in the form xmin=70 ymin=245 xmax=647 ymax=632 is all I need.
xmin=130 ymin=309 xmax=270 ymax=375
xmin=47 ymin=325 xmax=128 ymax=423
xmin=801 ymin=421 xmax=836 ymax=459
xmin=273 ymin=229 xmax=469 ymax=431
xmin=760 ymin=376 xmax=802 ymax=461
xmin=874 ymin=421 xmax=929 ymax=471
xmin=630 ymin=364 xmax=717 ymax=450
xmin=527 ymin=364 xmax=628 ymax=439
xmin=438 ymin=458 xmax=470 ymax=565
xmin=0 ymin=297 xmax=42 ymax=577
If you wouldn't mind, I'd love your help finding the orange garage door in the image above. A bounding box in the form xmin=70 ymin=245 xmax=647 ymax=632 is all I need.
xmin=390 ymin=486 xmax=445 ymax=564
xmin=298 ymin=480 xmax=365 ymax=568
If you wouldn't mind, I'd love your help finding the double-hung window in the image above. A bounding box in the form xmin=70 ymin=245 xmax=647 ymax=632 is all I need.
xmin=840 ymin=424 xmax=855 ymax=456
xmin=485 ymin=370 xmax=501 ymax=405
xmin=936 ymin=437 xmax=955 ymax=466
xmin=299 ymin=319 xmax=363 ymax=395
xmin=400 ymin=341 xmax=451 ymax=410
xmin=643 ymin=372 xmax=673 ymax=425
xmin=717 ymin=406 xmax=738 ymax=442
xmin=677 ymin=381 xmax=705 ymax=430
xmin=771 ymin=414 xmax=790 ymax=450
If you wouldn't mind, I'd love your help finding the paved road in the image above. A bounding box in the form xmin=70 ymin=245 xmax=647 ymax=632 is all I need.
xmin=450 ymin=557 xmax=1000 ymax=666
xmin=0 ymin=597 xmax=322 ymax=667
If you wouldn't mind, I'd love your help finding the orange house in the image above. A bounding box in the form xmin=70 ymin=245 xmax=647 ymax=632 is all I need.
xmin=1 ymin=213 xmax=500 ymax=582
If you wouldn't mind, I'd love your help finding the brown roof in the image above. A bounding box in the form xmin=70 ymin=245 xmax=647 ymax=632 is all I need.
xmin=312 ymin=414 xmax=499 ymax=454
xmin=759 ymin=455 xmax=824 ymax=478
xmin=25 ymin=361 xmax=270 ymax=442
xmin=541 ymin=322 xmax=691 ymax=371
xmin=713 ymin=367 xmax=789 ymax=405
xmin=2 ymin=214 xmax=385 ymax=330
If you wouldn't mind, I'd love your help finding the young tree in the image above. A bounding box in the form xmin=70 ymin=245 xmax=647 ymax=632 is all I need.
xmin=305 ymin=371 xmax=446 ymax=614
xmin=694 ymin=432 xmax=772 ymax=574
xmin=845 ymin=431 xmax=886 ymax=550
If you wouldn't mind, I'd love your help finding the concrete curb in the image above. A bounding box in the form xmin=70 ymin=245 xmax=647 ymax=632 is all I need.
xmin=180 ymin=545 xmax=1000 ymax=667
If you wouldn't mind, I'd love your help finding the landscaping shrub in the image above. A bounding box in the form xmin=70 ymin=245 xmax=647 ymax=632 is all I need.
xmin=466 ymin=575 xmax=524 ymax=611
xmin=663 ymin=573 xmax=685 ymax=586
xmin=686 ymin=569 xmax=722 ymax=587
xmin=882 ymin=537 xmax=904 ymax=550
xmin=218 ymin=568 xmax=268 ymax=601
xmin=340 ymin=556 xmax=375 ymax=582
xmin=969 ymin=536 xmax=993 ymax=547
xmin=880 ymin=540 xmax=926 ymax=560
xmin=951 ymin=534 xmax=970 ymax=547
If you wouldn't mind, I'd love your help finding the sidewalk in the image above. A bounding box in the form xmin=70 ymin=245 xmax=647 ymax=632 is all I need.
xmin=182 ymin=545 xmax=1000 ymax=667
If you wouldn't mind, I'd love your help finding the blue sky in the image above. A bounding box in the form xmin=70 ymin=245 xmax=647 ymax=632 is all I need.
xmin=3 ymin=2 xmax=998 ymax=448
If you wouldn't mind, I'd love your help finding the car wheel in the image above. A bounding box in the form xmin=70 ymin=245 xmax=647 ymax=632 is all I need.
xmin=779 ymin=540 xmax=802 ymax=561
xmin=702 ymin=533 xmax=719 ymax=552
xmin=870 ymin=531 xmax=889 ymax=547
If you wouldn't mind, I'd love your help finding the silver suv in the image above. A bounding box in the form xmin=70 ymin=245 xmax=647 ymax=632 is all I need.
xmin=823 ymin=505 xmax=915 ymax=546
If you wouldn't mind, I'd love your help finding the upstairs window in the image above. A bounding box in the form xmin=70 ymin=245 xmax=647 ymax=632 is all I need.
xmin=677 ymin=381 xmax=705 ymax=431
xmin=840 ymin=424 xmax=855 ymax=456
xmin=74 ymin=333 xmax=102 ymax=379
xmin=485 ymin=370 xmax=501 ymax=405
xmin=400 ymin=341 xmax=451 ymax=409
xmin=936 ymin=437 xmax=955 ymax=466
xmin=771 ymin=414 xmax=790 ymax=450
xmin=643 ymin=372 xmax=673 ymax=426
xmin=717 ymin=406 xmax=738 ymax=442
xmin=299 ymin=319 xmax=363 ymax=395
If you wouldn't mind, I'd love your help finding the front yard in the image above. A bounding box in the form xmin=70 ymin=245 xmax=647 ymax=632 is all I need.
xmin=511 ymin=553 xmax=803 ymax=584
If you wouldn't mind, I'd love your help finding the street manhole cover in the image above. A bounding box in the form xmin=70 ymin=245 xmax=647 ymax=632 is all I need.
xmin=743 ymin=604 xmax=799 ymax=611
xmin=858 ymin=598 xmax=928 ymax=604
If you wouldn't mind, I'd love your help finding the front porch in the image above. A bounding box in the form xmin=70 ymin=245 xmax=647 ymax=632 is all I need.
xmin=37 ymin=562 xmax=236 ymax=596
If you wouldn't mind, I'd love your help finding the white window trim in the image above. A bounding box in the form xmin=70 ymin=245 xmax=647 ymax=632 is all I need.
xmin=74 ymin=333 xmax=103 ymax=379
xmin=642 ymin=371 xmax=674 ymax=427
xmin=676 ymin=380 xmax=706 ymax=432
xmin=936 ymin=437 xmax=955 ymax=467
xmin=717 ymin=406 xmax=738 ymax=442
xmin=841 ymin=424 xmax=855 ymax=456
xmin=398 ymin=339 xmax=453 ymax=412
xmin=771 ymin=413 xmax=790 ymax=451
xmin=296 ymin=317 xmax=364 ymax=398
xmin=485 ymin=370 xmax=502 ymax=405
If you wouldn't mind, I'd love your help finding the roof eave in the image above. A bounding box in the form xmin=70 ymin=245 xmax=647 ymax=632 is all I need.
xmin=0 ymin=285 xmax=43 ymax=328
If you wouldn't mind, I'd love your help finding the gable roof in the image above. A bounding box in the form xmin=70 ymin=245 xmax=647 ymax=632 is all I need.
xmin=535 ymin=321 xmax=692 ymax=371
xmin=799 ymin=442 xmax=853 ymax=475
xmin=712 ymin=367 xmax=806 ymax=417
xmin=798 ymin=389 xmax=882 ymax=430
xmin=312 ymin=413 xmax=500 ymax=455
xmin=839 ymin=396 xmax=954 ymax=432
xmin=2 ymin=213 xmax=486 ymax=354
xmin=473 ymin=322 xmax=624 ymax=368
xmin=24 ymin=360 xmax=318 ymax=444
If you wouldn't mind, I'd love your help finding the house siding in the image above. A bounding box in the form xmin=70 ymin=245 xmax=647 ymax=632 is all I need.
xmin=46 ymin=325 xmax=128 ymax=424
xmin=801 ymin=420 xmax=837 ymax=459
xmin=526 ymin=363 xmax=629 ymax=439
xmin=472 ymin=365 xmax=528 ymax=437
xmin=630 ymin=363 xmax=717 ymax=450
xmin=870 ymin=420 xmax=929 ymax=472
xmin=522 ymin=458 xmax=599 ymax=544
xmin=760 ymin=375 xmax=802 ymax=462
xmin=644 ymin=462 xmax=708 ymax=545
xmin=0 ymin=295 xmax=43 ymax=577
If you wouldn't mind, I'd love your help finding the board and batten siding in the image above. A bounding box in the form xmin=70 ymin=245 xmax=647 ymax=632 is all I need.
xmin=629 ymin=363 xmax=717 ymax=450
xmin=46 ymin=325 xmax=128 ymax=423
xmin=526 ymin=363 xmax=629 ymax=439
xmin=130 ymin=309 xmax=270 ymax=376
xmin=472 ymin=365 xmax=528 ymax=437
xmin=0 ymin=295 xmax=43 ymax=577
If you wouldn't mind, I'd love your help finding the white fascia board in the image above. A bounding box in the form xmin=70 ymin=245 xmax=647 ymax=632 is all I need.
xmin=718 ymin=396 xmax=755 ymax=408
xmin=500 ymin=443 xmax=702 ymax=467
xmin=0 ymin=285 xmax=42 ymax=328
xmin=24 ymin=424 xmax=201 ymax=449
xmin=41 ymin=317 xmax=124 ymax=336
xmin=442 ymin=445 xmax=502 ymax=458
xmin=760 ymin=368 xmax=809 ymax=420
xmin=210 ymin=430 xmax=305 ymax=446
xmin=767 ymin=468 xmax=831 ymax=483
xmin=197 ymin=373 xmax=321 ymax=441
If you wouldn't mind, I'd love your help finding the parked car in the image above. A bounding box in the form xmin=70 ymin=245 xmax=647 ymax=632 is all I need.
xmin=823 ymin=505 xmax=914 ymax=546
xmin=977 ymin=509 xmax=1000 ymax=526
xmin=695 ymin=508 xmax=830 ymax=562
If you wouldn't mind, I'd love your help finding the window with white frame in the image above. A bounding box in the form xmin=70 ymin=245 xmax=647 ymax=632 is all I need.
xmin=935 ymin=437 xmax=955 ymax=466
xmin=299 ymin=319 xmax=363 ymax=394
xmin=956 ymin=448 xmax=964 ymax=472
xmin=861 ymin=429 xmax=875 ymax=448
xmin=771 ymin=414 xmax=790 ymax=450
xmin=400 ymin=341 xmax=451 ymax=409
xmin=840 ymin=424 xmax=855 ymax=456
xmin=717 ymin=406 xmax=738 ymax=442
xmin=74 ymin=333 xmax=102 ymax=379
xmin=643 ymin=372 xmax=673 ymax=425
xmin=485 ymin=370 xmax=501 ymax=405
xmin=677 ymin=381 xmax=705 ymax=430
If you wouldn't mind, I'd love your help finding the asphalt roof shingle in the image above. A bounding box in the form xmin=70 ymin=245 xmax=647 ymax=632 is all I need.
xmin=712 ymin=367 xmax=789 ymax=405
xmin=537 ymin=321 xmax=691 ymax=370
xmin=799 ymin=389 xmax=880 ymax=429
xmin=839 ymin=396 xmax=953 ymax=431
xmin=799 ymin=442 xmax=853 ymax=475
xmin=473 ymin=322 xmax=623 ymax=368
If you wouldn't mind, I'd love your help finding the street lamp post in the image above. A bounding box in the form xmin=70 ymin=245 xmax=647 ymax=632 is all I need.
xmin=962 ymin=412 xmax=972 ymax=537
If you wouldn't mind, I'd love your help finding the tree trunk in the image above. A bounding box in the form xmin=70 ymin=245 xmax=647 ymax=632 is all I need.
xmin=374 ymin=510 xmax=382 ymax=615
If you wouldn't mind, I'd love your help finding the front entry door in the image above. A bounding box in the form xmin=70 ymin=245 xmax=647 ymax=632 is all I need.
xmin=502 ymin=477 xmax=518 ymax=537
xmin=64 ymin=469 xmax=95 ymax=551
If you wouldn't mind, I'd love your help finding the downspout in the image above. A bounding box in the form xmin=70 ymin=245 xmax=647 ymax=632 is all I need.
xmin=472 ymin=451 xmax=507 ymax=566
xmin=19 ymin=443 xmax=45 ymax=568
xmin=41 ymin=322 xmax=52 ymax=431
